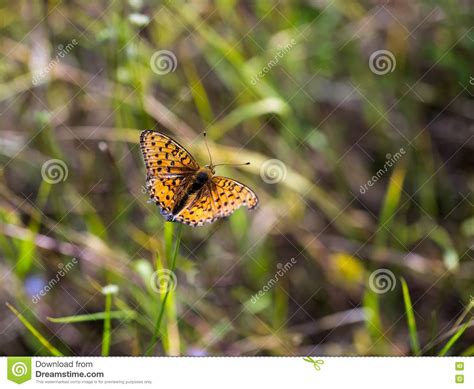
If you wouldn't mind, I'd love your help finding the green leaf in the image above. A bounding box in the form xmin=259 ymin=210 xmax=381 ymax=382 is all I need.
xmin=47 ymin=310 xmax=136 ymax=323
xmin=7 ymin=303 xmax=63 ymax=356
xmin=401 ymin=278 xmax=421 ymax=355
xmin=101 ymin=290 xmax=113 ymax=356
xmin=208 ymin=98 xmax=290 ymax=139
xmin=376 ymin=159 xmax=407 ymax=246
xmin=438 ymin=321 xmax=471 ymax=356
xmin=146 ymin=223 xmax=182 ymax=355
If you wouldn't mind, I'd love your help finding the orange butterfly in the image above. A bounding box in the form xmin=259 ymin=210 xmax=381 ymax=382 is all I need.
xmin=140 ymin=130 xmax=259 ymax=226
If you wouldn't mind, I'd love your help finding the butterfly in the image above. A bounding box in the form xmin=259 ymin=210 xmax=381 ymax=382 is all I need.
xmin=139 ymin=130 xmax=259 ymax=226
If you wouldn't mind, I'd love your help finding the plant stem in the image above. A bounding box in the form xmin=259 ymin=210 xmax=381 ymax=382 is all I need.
xmin=401 ymin=278 xmax=421 ymax=355
xmin=101 ymin=292 xmax=112 ymax=356
xmin=146 ymin=223 xmax=183 ymax=355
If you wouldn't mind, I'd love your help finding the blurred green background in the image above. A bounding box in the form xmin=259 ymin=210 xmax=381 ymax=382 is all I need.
xmin=0 ymin=0 xmax=473 ymax=356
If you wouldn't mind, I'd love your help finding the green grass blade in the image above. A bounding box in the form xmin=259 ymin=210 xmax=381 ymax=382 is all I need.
xmin=400 ymin=278 xmax=421 ymax=355
xmin=438 ymin=320 xmax=471 ymax=356
xmin=168 ymin=2 xmax=289 ymax=107
xmin=375 ymin=160 xmax=407 ymax=246
xmin=427 ymin=226 xmax=459 ymax=270
xmin=101 ymin=285 xmax=117 ymax=356
xmin=461 ymin=345 xmax=474 ymax=356
xmin=47 ymin=310 xmax=136 ymax=323
xmin=146 ymin=223 xmax=183 ymax=355
xmin=208 ymin=98 xmax=290 ymax=140
xmin=6 ymin=302 xmax=63 ymax=356
xmin=363 ymin=288 xmax=389 ymax=354
xmin=183 ymin=61 xmax=214 ymax=124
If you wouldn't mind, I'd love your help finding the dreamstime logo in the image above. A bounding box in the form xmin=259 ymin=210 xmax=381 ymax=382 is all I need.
xmin=368 ymin=268 xmax=397 ymax=294
xmin=150 ymin=269 xmax=177 ymax=293
xmin=359 ymin=147 xmax=406 ymax=194
xmin=12 ymin=362 xmax=28 ymax=377
xmin=32 ymin=39 xmax=79 ymax=85
xmin=150 ymin=50 xmax=178 ymax=75
xmin=41 ymin=159 xmax=68 ymax=184
xmin=251 ymin=258 xmax=296 ymax=304
xmin=369 ymin=50 xmax=396 ymax=75
xmin=260 ymin=159 xmax=287 ymax=184
xmin=8 ymin=357 xmax=32 ymax=384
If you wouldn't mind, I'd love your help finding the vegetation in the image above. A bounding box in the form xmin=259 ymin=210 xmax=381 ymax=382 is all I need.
xmin=0 ymin=0 xmax=472 ymax=356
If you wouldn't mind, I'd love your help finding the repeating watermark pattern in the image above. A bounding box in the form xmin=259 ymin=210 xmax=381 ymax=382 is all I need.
xmin=41 ymin=159 xmax=69 ymax=184
xmin=250 ymin=39 xmax=296 ymax=85
xmin=32 ymin=258 xmax=78 ymax=304
xmin=303 ymin=356 xmax=324 ymax=371
xmin=150 ymin=269 xmax=177 ymax=293
xmin=251 ymin=258 xmax=296 ymax=304
xmin=32 ymin=39 xmax=79 ymax=85
xmin=369 ymin=49 xmax=396 ymax=75
xmin=7 ymin=357 xmax=32 ymax=384
xmin=368 ymin=268 xmax=397 ymax=294
xmin=359 ymin=148 xmax=406 ymax=194
xmin=150 ymin=50 xmax=178 ymax=75
xmin=260 ymin=159 xmax=287 ymax=184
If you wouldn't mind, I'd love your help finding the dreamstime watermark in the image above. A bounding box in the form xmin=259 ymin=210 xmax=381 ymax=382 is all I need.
xmin=150 ymin=50 xmax=178 ymax=75
xmin=150 ymin=269 xmax=177 ymax=293
xmin=369 ymin=49 xmax=396 ymax=75
xmin=260 ymin=159 xmax=287 ymax=184
xmin=251 ymin=258 xmax=297 ymax=304
xmin=11 ymin=362 xmax=28 ymax=377
xmin=32 ymin=258 xmax=78 ymax=304
xmin=359 ymin=148 xmax=406 ymax=194
xmin=32 ymin=39 xmax=79 ymax=85
xmin=250 ymin=39 xmax=296 ymax=85
xmin=8 ymin=357 xmax=32 ymax=384
xmin=41 ymin=159 xmax=69 ymax=184
xmin=368 ymin=268 xmax=397 ymax=294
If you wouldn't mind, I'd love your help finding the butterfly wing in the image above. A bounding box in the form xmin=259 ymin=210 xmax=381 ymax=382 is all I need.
xmin=145 ymin=175 xmax=194 ymax=219
xmin=140 ymin=130 xmax=200 ymax=177
xmin=173 ymin=177 xmax=258 ymax=226
xmin=140 ymin=130 xmax=199 ymax=217
xmin=210 ymin=176 xmax=259 ymax=217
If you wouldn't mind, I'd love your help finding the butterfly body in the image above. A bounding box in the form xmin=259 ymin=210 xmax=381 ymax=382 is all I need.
xmin=169 ymin=167 xmax=212 ymax=217
xmin=140 ymin=130 xmax=258 ymax=226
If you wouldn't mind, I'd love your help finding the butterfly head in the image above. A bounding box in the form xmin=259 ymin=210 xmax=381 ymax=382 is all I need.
xmin=198 ymin=166 xmax=215 ymax=182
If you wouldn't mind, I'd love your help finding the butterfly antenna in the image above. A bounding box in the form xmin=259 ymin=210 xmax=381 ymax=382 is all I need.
xmin=213 ymin=162 xmax=251 ymax=168
xmin=203 ymin=131 xmax=213 ymax=167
